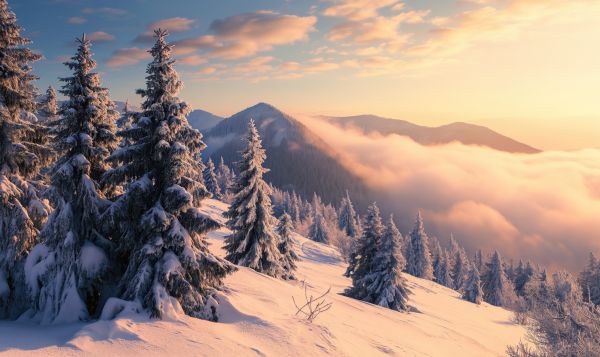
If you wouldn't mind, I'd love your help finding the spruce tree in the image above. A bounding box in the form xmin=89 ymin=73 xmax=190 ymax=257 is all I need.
xmin=358 ymin=215 xmax=409 ymax=311
xmin=308 ymin=210 xmax=329 ymax=244
xmin=26 ymin=35 xmax=117 ymax=324
xmin=345 ymin=202 xmax=384 ymax=299
xmin=451 ymin=250 xmax=467 ymax=291
xmin=203 ymin=158 xmax=222 ymax=200
xmin=102 ymin=29 xmax=235 ymax=320
xmin=338 ymin=190 xmax=359 ymax=238
xmin=216 ymin=156 xmax=233 ymax=197
xmin=39 ymin=85 xmax=58 ymax=121
xmin=481 ymin=251 xmax=516 ymax=307
xmin=0 ymin=0 xmax=51 ymax=319
xmin=436 ymin=250 xmax=452 ymax=288
xmin=463 ymin=263 xmax=483 ymax=304
xmin=277 ymin=212 xmax=299 ymax=280
xmin=224 ymin=119 xmax=283 ymax=278
xmin=406 ymin=212 xmax=433 ymax=280
xmin=474 ymin=249 xmax=484 ymax=273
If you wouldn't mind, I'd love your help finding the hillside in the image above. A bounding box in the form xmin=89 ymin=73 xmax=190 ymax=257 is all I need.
xmin=0 ymin=199 xmax=527 ymax=357
xmin=323 ymin=115 xmax=540 ymax=154
xmin=187 ymin=109 xmax=224 ymax=132
xmin=203 ymin=103 xmax=372 ymax=206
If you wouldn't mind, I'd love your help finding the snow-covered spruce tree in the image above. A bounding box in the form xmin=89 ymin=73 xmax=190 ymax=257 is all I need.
xmin=481 ymin=251 xmax=516 ymax=307
xmin=463 ymin=263 xmax=483 ymax=304
xmin=26 ymin=35 xmax=118 ymax=324
xmin=0 ymin=0 xmax=52 ymax=319
xmin=102 ymin=29 xmax=235 ymax=320
xmin=474 ymin=249 xmax=484 ymax=273
xmin=39 ymin=85 xmax=58 ymax=121
xmin=216 ymin=156 xmax=234 ymax=197
xmin=435 ymin=250 xmax=452 ymax=288
xmin=224 ymin=119 xmax=283 ymax=278
xmin=345 ymin=202 xmax=384 ymax=298
xmin=338 ymin=190 xmax=359 ymax=238
xmin=308 ymin=210 xmax=329 ymax=244
xmin=405 ymin=212 xmax=433 ymax=280
xmin=578 ymin=252 xmax=600 ymax=305
xmin=358 ymin=215 xmax=409 ymax=311
xmin=276 ymin=212 xmax=299 ymax=280
xmin=203 ymin=158 xmax=222 ymax=200
xmin=451 ymin=249 xmax=467 ymax=291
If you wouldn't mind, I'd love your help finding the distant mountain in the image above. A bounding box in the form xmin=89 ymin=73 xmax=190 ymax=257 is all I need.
xmin=187 ymin=109 xmax=223 ymax=132
xmin=203 ymin=103 xmax=371 ymax=206
xmin=322 ymin=115 xmax=540 ymax=154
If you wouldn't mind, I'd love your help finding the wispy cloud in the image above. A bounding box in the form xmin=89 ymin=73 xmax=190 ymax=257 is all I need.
xmin=106 ymin=47 xmax=150 ymax=68
xmin=175 ymin=11 xmax=317 ymax=60
xmin=87 ymin=31 xmax=115 ymax=43
xmin=67 ymin=16 xmax=86 ymax=25
xmin=134 ymin=17 xmax=196 ymax=44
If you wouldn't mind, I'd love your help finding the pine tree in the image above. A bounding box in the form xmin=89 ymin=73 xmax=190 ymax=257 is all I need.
xmin=578 ymin=253 xmax=600 ymax=305
xmin=277 ymin=212 xmax=299 ymax=280
xmin=0 ymin=0 xmax=51 ymax=319
xmin=102 ymin=30 xmax=235 ymax=320
xmin=224 ymin=119 xmax=283 ymax=278
xmin=39 ymin=85 xmax=58 ymax=121
xmin=358 ymin=215 xmax=409 ymax=311
xmin=451 ymin=250 xmax=467 ymax=291
xmin=203 ymin=158 xmax=222 ymax=200
xmin=435 ymin=250 xmax=452 ymax=288
xmin=406 ymin=212 xmax=433 ymax=280
xmin=308 ymin=210 xmax=329 ymax=244
xmin=216 ymin=157 xmax=234 ymax=197
xmin=474 ymin=249 xmax=484 ymax=273
xmin=463 ymin=263 xmax=483 ymax=304
xmin=338 ymin=190 xmax=359 ymax=238
xmin=345 ymin=202 xmax=384 ymax=298
xmin=26 ymin=35 xmax=118 ymax=324
xmin=481 ymin=251 xmax=516 ymax=307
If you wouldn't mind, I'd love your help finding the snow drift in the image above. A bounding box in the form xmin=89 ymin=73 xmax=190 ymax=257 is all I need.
xmin=0 ymin=200 xmax=527 ymax=356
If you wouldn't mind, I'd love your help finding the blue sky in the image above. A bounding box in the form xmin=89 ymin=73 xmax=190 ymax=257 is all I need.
xmin=10 ymin=0 xmax=600 ymax=150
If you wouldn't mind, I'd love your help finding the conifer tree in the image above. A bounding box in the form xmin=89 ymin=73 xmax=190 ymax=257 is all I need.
xmin=435 ymin=250 xmax=452 ymax=288
xmin=338 ymin=190 xmax=359 ymax=238
xmin=39 ymin=85 xmax=58 ymax=121
xmin=0 ymin=0 xmax=51 ymax=319
xmin=203 ymin=158 xmax=222 ymax=200
xmin=26 ymin=35 xmax=117 ymax=324
xmin=216 ymin=157 xmax=234 ymax=197
xmin=578 ymin=253 xmax=600 ymax=305
xmin=481 ymin=251 xmax=516 ymax=307
xmin=345 ymin=203 xmax=384 ymax=298
xmin=463 ymin=263 xmax=483 ymax=304
xmin=276 ymin=213 xmax=299 ymax=280
xmin=308 ymin=210 xmax=329 ymax=244
xmin=406 ymin=212 xmax=433 ymax=280
xmin=224 ymin=119 xmax=283 ymax=278
xmin=102 ymin=30 xmax=235 ymax=320
xmin=358 ymin=215 xmax=409 ymax=311
xmin=451 ymin=250 xmax=467 ymax=291
xmin=474 ymin=249 xmax=484 ymax=273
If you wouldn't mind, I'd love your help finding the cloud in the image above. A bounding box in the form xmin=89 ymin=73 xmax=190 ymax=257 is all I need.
xmin=323 ymin=0 xmax=427 ymax=52
xmin=323 ymin=0 xmax=400 ymax=21
xmin=87 ymin=31 xmax=115 ymax=43
xmin=174 ymin=11 xmax=317 ymax=60
xmin=106 ymin=47 xmax=150 ymax=68
xmin=82 ymin=7 xmax=128 ymax=17
xmin=134 ymin=17 xmax=196 ymax=44
xmin=298 ymin=116 xmax=600 ymax=271
xmin=177 ymin=55 xmax=208 ymax=66
xmin=67 ymin=16 xmax=86 ymax=25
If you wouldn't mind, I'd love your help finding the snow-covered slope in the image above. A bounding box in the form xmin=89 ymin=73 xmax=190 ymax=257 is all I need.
xmin=0 ymin=200 xmax=526 ymax=356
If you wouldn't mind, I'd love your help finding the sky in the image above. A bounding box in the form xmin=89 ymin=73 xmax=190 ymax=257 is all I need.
xmin=11 ymin=0 xmax=600 ymax=150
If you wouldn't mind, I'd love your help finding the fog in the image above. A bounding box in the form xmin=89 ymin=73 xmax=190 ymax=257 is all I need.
xmin=299 ymin=115 xmax=600 ymax=271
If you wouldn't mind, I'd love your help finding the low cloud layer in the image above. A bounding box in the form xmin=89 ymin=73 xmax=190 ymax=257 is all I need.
xmin=300 ymin=116 xmax=600 ymax=271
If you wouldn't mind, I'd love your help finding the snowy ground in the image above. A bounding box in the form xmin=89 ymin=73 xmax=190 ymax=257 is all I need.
xmin=0 ymin=199 xmax=527 ymax=356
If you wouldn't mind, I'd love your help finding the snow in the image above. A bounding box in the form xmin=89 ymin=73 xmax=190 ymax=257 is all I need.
xmin=0 ymin=199 xmax=527 ymax=356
